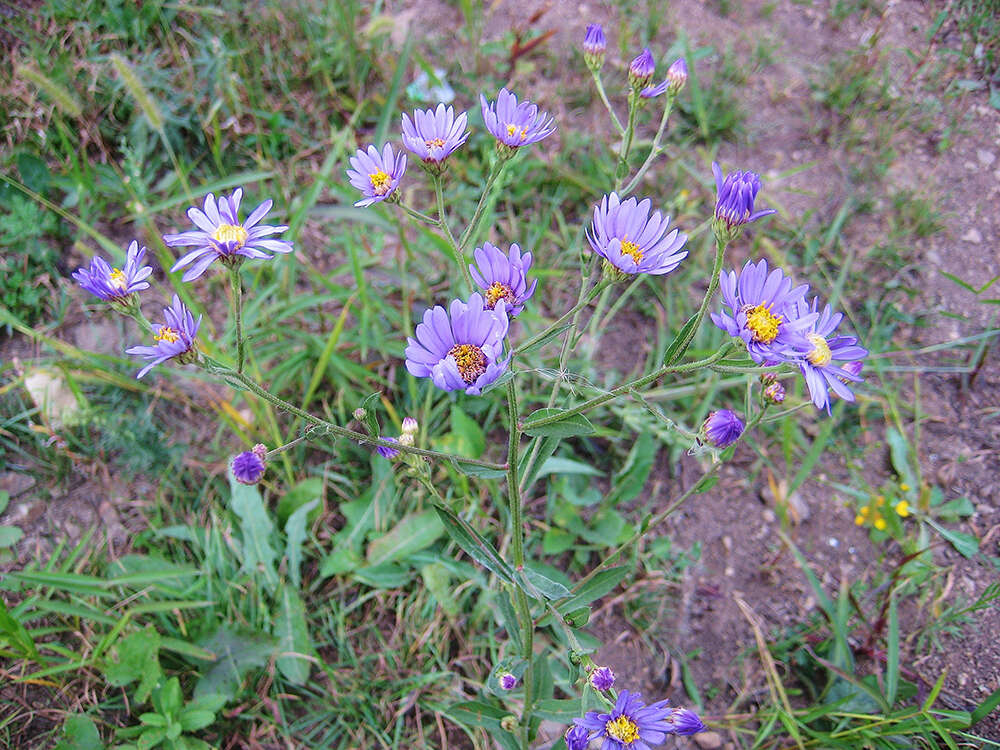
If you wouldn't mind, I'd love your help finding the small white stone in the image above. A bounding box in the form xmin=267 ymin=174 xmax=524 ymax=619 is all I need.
xmin=977 ymin=149 xmax=996 ymax=166
xmin=961 ymin=228 xmax=983 ymax=244
xmin=828 ymin=537 xmax=839 ymax=548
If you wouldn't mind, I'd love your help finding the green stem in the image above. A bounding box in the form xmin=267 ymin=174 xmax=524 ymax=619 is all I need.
xmin=459 ymin=158 xmax=506 ymax=251
xmin=590 ymin=70 xmax=625 ymax=135
xmin=667 ymin=235 xmax=728 ymax=365
xmin=399 ymin=202 xmax=440 ymax=225
xmin=229 ymin=266 xmax=245 ymax=374
xmin=620 ymin=94 xmax=676 ymax=196
xmin=615 ymin=91 xmax=641 ymax=189
xmin=220 ymin=368 xmax=508 ymax=470
xmin=513 ymin=278 xmax=611 ymax=357
xmin=433 ymin=175 xmax=474 ymax=290
xmin=519 ymin=345 xmax=733 ymax=432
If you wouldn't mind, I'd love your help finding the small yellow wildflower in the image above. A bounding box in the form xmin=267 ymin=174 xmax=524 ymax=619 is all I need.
xmin=873 ymin=516 xmax=887 ymax=531
xmin=894 ymin=500 xmax=910 ymax=518
xmin=899 ymin=483 xmax=910 ymax=492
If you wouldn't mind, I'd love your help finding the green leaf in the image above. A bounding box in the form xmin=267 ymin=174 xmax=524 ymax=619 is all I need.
xmin=194 ymin=627 xmax=275 ymax=702
xmin=542 ymin=528 xmax=575 ymax=555
xmin=274 ymin=584 xmax=313 ymax=685
xmin=229 ymin=477 xmax=278 ymax=593
xmin=887 ymin=591 xmax=899 ymax=707
xmin=154 ymin=677 xmax=183 ymax=717
xmin=0 ymin=491 xmax=9 ymax=515
xmin=54 ymin=714 xmax=104 ymax=750
xmin=972 ymin=684 xmax=1000 ymax=725
xmin=936 ymin=496 xmax=974 ymax=521
xmin=607 ymin=431 xmax=656 ymax=505
xmin=935 ymin=525 xmax=979 ymax=558
xmin=104 ymin=625 xmax=162 ymax=703
xmin=353 ymin=562 xmax=410 ymax=589
xmin=421 ymin=562 xmax=459 ymax=616
xmin=886 ymin=427 xmax=918 ymax=489
xmin=0 ymin=594 xmax=38 ymax=660
xmin=433 ymin=504 xmax=515 ymax=583
xmin=450 ymin=460 xmax=506 ymax=479
xmin=450 ymin=406 xmax=485 ymax=459
xmin=662 ymin=313 xmax=699 ymax=365
xmin=366 ymin=510 xmax=444 ymax=566
xmin=318 ymin=546 xmax=362 ymax=578
xmin=276 ymin=478 xmax=323 ymax=526
xmin=533 ymin=698 xmax=582 ymax=722
xmin=521 ymin=409 xmax=595 ymax=438
xmin=536 ymin=457 xmax=604 ymax=477
xmin=520 ymin=566 xmax=572 ymax=600
xmin=284 ymin=499 xmax=318 ymax=589
xmin=178 ymin=710 xmax=215 ymax=733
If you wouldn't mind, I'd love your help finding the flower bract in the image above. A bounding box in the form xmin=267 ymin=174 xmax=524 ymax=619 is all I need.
xmin=73 ymin=240 xmax=153 ymax=301
xmin=347 ymin=143 xmax=407 ymax=207
xmin=125 ymin=295 xmax=201 ymax=378
xmin=711 ymin=258 xmax=816 ymax=363
xmin=404 ymin=294 xmax=510 ymax=395
xmin=480 ymin=88 xmax=556 ymax=149
xmin=401 ymin=104 xmax=469 ymax=165
xmin=164 ymin=189 xmax=293 ymax=282
xmin=468 ymin=242 xmax=538 ymax=317
xmin=791 ymin=297 xmax=868 ymax=412
xmin=587 ymin=192 xmax=688 ymax=276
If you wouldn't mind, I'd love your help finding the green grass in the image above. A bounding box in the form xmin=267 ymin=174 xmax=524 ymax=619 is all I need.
xmin=3 ymin=2 xmax=1000 ymax=749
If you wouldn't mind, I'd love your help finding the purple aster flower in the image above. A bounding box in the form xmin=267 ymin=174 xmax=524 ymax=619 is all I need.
xmin=347 ymin=143 xmax=407 ymax=208
xmin=480 ymin=88 xmax=556 ymax=150
xmin=629 ymin=48 xmax=655 ymax=86
xmin=376 ymin=436 xmax=400 ymax=459
xmin=702 ymin=409 xmax=744 ymax=448
xmin=583 ymin=24 xmax=606 ymax=67
xmin=468 ymin=242 xmax=538 ymax=318
xmin=164 ymin=189 xmax=293 ymax=282
xmin=574 ymin=689 xmax=673 ymax=750
xmin=589 ymin=666 xmax=616 ymax=691
xmin=712 ymin=162 xmax=777 ymax=231
xmin=710 ymin=259 xmax=817 ymax=363
xmin=790 ymin=297 xmax=868 ymax=412
xmin=125 ymin=295 xmax=201 ymax=378
xmin=232 ymin=448 xmax=266 ymax=484
xmin=498 ymin=672 xmax=518 ymax=691
xmin=666 ymin=58 xmax=688 ymax=95
xmin=73 ymin=240 xmax=153 ymax=302
xmin=667 ymin=707 xmax=706 ymax=736
xmin=565 ymin=725 xmax=590 ymax=750
xmin=405 ymin=294 xmax=510 ymax=395
xmin=401 ymin=104 xmax=469 ymax=166
xmin=587 ymin=192 xmax=688 ymax=277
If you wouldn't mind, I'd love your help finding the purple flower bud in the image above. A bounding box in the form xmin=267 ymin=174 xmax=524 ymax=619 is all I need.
xmin=583 ymin=24 xmax=606 ymax=67
xmin=376 ymin=436 xmax=400 ymax=459
xmin=589 ymin=665 xmax=615 ymax=691
xmin=629 ymin=48 xmax=655 ymax=86
xmin=763 ymin=381 xmax=786 ymax=404
xmin=498 ymin=671 xmax=518 ymax=690
xmin=251 ymin=443 xmax=267 ymax=460
xmin=353 ymin=407 xmax=367 ymax=421
xmin=712 ymin=162 xmax=777 ymax=231
xmin=565 ymin=725 xmax=590 ymax=750
xmin=232 ymin=450 xmax=266 ymax=485
xmin=401 ymin=417 xmax=419 ymax=435
xmin=702 ymin=409 xmax=744 ymax=448
xmin=667 ymin=707 xmax=707 ymax=736
xmin=841 ymin=360 xmax=864 ymax=379
xmin=666 ymin=58 xmax=688 ymax=94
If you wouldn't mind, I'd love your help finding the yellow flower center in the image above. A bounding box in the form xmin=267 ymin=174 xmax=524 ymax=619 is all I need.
xmin=806 ymin=333 xmax=832 ymax=367
xmin=745 ymin=303 xmax=782 ymax=344
xmin=369 ymin=170 xmax=391 ymax=195
xmin=109 ymin=268 xmax=127 ymax=290
xmin=619 ymin=239 xmax=643 ymax=263
xmin=447 ymin=344 xmax=487 ymax=384
xmin=212 ymin=224 xmax=248 ymax=248
xmin=425 ymin=137 xmax=446 ymax=150
xmin=154 ymin=326 xmax=180 ymax=344
xmin=504 ymin=124 xmax=528 ymax=141
xmin=484 ymin=282 xmax=515 ymax=310
xmin=606 ymin=715 xmax=641 ymax=745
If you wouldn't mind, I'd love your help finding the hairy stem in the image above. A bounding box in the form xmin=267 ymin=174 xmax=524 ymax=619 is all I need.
xmin=229 ymin=266 xmax=245 ymax=374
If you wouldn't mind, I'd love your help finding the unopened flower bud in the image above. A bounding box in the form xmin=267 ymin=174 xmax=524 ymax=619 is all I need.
xmin=401 ymin=417 xmax=419 ymax=435
xmin=589 ymin=665 xmax=615 ymax=691
xmin=353 ymin=407 xmax=367 ymax=421
xmin=666 ymin=57 xmax=688 ymax=95
xmin=763 ymin=381 xmax=786 ymax=404
xmin=667 ymin=707 xmax=707 ymax=736
xmin=398 ymin=433 xmax=414 ymax=447
xmin=583 ymin=24 xmax=606 ymax=69
xmin=701 ymin=409 xmax=745 ymax=448
xmin=232 ymin=450 xmax=266 ymax=485
xmin=251 ymin=443 xmax=267 ymax=460
xmin=498 ymin=672 xmax=518 ymax=690
xmin=628 ymin=47 xmax=655 ymax=88
xmin=565 ymin=726 xmax=590 ymax=750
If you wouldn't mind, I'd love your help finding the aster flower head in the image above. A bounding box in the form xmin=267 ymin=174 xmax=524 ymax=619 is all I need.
xmin=667 ymin=707 xmax=706 ymax=736
xmin=376 ymin=436 xmax=400 ymax=459
xmin=574 ymin=689 xmax=674 ymax=750
xmin=125 ymin=295 xmax=201 ymax=378
xmin=583 ymin=23 xmax=607 ymax=67
xmin=73 ymin=240 xmax=153 ymax=303
xmin=401 ymin=104 xmax=469 ymax=169
xmin=347 ymin=143 xmax=407 ymax=207
xmin=480 ymin=88 xmax=556 ymax=154
xmin=164 ymin=189 xmax=293 ymax=282
xmin=629 ymin=48 xmax=656 ymax=87
xmin=710 ymin=259 xmax=817 ymax=363
xmin=702 ymin=409 xmax=745 ymax=448
xmin=667 ymin=58 xmax=688 ymax=94
xmin=587 ymin=192 xmax=688 ymax=279
xmin=404 ymin=294 xmax=510 ymax=396
xmin=712 ymin=162 xmax=777 ymax=240
xmin=791 ymin=297 xmax=868 ymax=413
xmin=565 ymin=725 xmax=590 ymax=750
xmin=232 ymin=448 xmax=266 ymax=485
xmin=468 ymin=242 xmax=538 ymax=318
xmin=589 ymin=665 xmax=616 ymax=691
